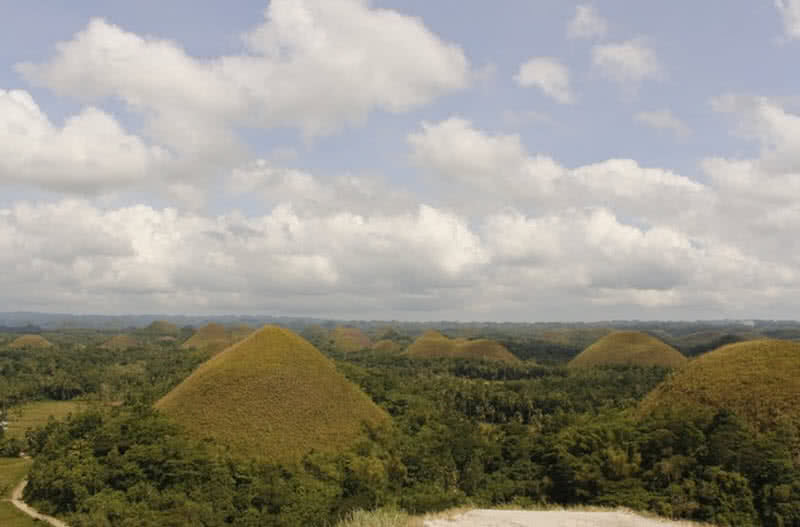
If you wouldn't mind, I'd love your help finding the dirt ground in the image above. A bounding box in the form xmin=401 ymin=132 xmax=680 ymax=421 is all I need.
xmin=423 ymin=509 xmax=707 ymax=527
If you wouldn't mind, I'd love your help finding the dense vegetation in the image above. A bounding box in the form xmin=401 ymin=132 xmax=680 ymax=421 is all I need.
xmin=2 ymin=325 xmax=800 ymax=526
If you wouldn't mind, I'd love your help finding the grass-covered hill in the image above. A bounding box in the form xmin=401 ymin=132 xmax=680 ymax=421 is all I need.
xmin=155 ymin=325 xmax=389 ymax=462
xmin=100 ymin=334 xmax=140 ymax=351
xmin=7 ymin=334 xmax=54 ymax=349
xmin=568 ymin=331 xmax=687 ymax=368
xmin=372 ymin=339 xmax=404 ymax=353
xmin=405 ymin=330 xmax=520 ymax=363
xmin=142 ymin=320 xmax=179 ymax=336
xmin=331 ymin=326 xmax=372 ymax=352
xmin=639 ymin=339 xmax=800 ymax=433
xmin=181 ymin=322 xmax=230 ymax=350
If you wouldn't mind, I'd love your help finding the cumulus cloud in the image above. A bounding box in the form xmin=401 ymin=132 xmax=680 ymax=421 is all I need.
xmin=567 ymin=4 xmax=608 ymax=39
xmin=776 ymin=0 xmax=800 ymax=39
xmin=19 ymin=1 xmax=470 ymax=141
xmin=408 ymin=117 xmax=707 ymax=221
xmin=229 ymin=159 xmax=416 ymax=215
xmin=635 ymin=109 xmax=692 ymax=138
xmin=593 ymin=39 xmax=663 ymax=86
xmin=0 ymin=89 xmax=166 ymax=192
xmin=0 ymin=199 xmax=488 ymax=315
xmin=514 ymin=57 xmax=574 ymax=104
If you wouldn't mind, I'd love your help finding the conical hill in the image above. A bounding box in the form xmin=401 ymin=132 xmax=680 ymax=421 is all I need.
xmin=405 ymin=330 xmax=519 ymax=363
xmin=639 ymin=339 xmax=800 ymax=433
xmin=8 ymin=334 xmax=53 ymax=349
xmin=180 ymin=322 xmax=230 ymax=350
xmin=568 ymin=331 xmax=687 ymax=368
xmin=156 ymin=325 xmax=388 ymax=462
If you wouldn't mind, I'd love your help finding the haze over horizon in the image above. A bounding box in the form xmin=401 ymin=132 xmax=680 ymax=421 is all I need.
xmin=2 ymin=1 xmax=799 ymax=321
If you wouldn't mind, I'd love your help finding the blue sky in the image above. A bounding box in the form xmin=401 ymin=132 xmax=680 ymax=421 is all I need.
xmin=1 ymin=1 xmax=799 ymax=320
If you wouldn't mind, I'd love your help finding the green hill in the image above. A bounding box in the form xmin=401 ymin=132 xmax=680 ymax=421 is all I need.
xmin=568 ymin=331 xmax=687 ymax=368
xmin=405 ymin=330 xmax=519 ymax=363
xmin=639 ymin=339 xmax=800 ymax=433
xmin=331 ymin=326 xmax=371 ymax=352
xmin=155 ymin=325 xmax=388 ymax=462
xmin=7 ymin=334 xmax=53 ymax=349
xmin=100 ymin=334 xmax=140 ymax=351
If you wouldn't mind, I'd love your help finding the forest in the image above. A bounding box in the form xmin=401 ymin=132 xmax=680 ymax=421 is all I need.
xmin=1 ymin=324 xmax=800 ymax=527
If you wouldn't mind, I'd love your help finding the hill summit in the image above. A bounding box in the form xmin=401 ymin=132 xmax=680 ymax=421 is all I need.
xmin=405 ymin=330 xmax=519 ymax=363
xmin=568 ymin=331 xmax=687 ymax=368
xmin=8 ymin=334 xmax=53 ymax=349
xmin=639 ymin=339 xmax=800 ymax=433
xmin=155 ymin=325 xmax=388 ymax=462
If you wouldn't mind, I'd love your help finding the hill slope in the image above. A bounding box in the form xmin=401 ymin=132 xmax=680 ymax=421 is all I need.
xmin=406 ymin=331 xmax=519 ymax=363
xmin=8 ymin=334 xmax=53 ymax=349
xmin=568 ymin=331 xmax=687 ymax=368
xmin=331 ymin=327 xmax=372 ymax=352
xmin=156 ymin=325 xmax=388 ymax=462
xmin=142 ymin=320 xmax=179 ymax=336
xmin=180 ymin=322 xmax=230 ymax=350
xmin=639 ymin=339 xmax=800 ymax=432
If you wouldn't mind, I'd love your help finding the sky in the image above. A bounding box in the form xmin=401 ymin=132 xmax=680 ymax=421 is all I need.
xmin=1 ymin=1 xmax=800 ymax=321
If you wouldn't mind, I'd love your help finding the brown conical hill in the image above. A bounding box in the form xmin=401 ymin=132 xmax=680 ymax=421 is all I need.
xmin=639 ymin=339 xmax=800 ymax=433
xmin=331 ymin=326 xmax=371 ymax=352
xmin=230 ymin=324 xmax=254 ymax=341
xmin=568 ymin=331 xmax=687 ymax=368
xmin=155 ymin=325 xmax=389 ymax=462
xmin=372 ymin=339 xmax=403 ymax=354
xmin=101 ymin=334 xmax=140 ymax=351
xmin=8 ymin=334 xmax=53 ymax=349
xmin=181 ymin=323 xmax=230 ymax=350
xmin=144 ymin=320 xmax=179 ymax=336
xmin=405 ymin=330 xmax=519 ymax=364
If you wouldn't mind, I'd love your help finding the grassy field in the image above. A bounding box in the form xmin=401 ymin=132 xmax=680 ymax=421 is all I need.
xmin=156 ymin=325 xmax=388 ymax=462
xmin=569 ymin=331 xmax=687 ymax=368
xmin=0 ymin=457 xmax=32 ymax=498
xmin=405 ymin=331 xmax=520 ymax=364
xmin=640 ymin=339 xmax=800 ymax=432
xmin=0 ymin=457 xmax=36 ymax=527
xmin=4 ymin=400 xmax=90 ymax=440
xmin=0 ymin=502 xmax=38 ymax=527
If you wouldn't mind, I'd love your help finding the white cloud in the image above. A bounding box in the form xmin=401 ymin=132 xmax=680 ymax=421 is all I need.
xmin=635 ymin=109 xmax=692 ymax=138
xmin=514 ymin=57 xmax=574 ymax=104
xmin=408 ymin=118 xmax=707 ymax=221
xmin=567 ymin=4 xmax=608 ymax=39
xmin=19 ymin=1 xmax=470 ymax=141
xmin=0 ymin=199 xmax=487 ymax=314
xmin=229 ymin=159 xmax=416 ymax=215
xmin=0 ymin=89 xmax=166 ymax=192
xmin=776 ymin=0 xmax=800 ymax=39
xmin=593 ymin=39 xmax=663 ymax=86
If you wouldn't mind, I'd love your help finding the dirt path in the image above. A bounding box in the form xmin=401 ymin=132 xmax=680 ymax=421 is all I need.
xmin=9 ymin=479 xmax=70 ymax=527
xmin=424 ymin=509 xmax=706 ymax=527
